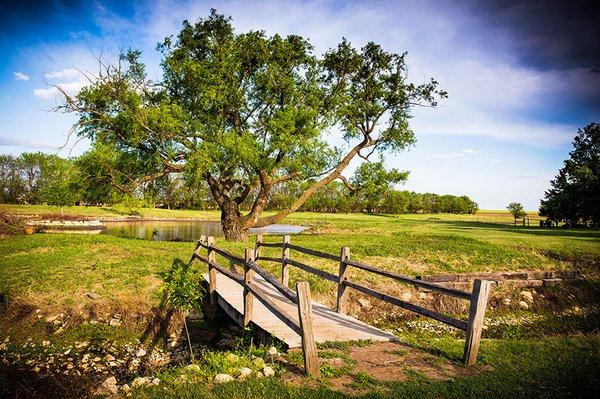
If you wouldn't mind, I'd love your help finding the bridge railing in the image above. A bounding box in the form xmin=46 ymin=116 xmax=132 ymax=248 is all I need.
xmin=191 ymin=235 xmax=320 ymax=376
xmin=255 ymin=234 xmax=491 ymax=366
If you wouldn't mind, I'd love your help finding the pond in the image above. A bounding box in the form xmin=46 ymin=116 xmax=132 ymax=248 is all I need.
xmin=102 ymin=220 xmax=308 ymax=241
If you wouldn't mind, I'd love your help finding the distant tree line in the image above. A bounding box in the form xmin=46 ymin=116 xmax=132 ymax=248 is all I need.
xmin=0 ymin=152 xmax=478 ymax=215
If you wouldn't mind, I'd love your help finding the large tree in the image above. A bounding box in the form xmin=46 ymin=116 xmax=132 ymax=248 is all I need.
xmin=58 ymin=11 xmax=446 ymax=240
xmin=540 ymin=123 xmax=599 ymax=227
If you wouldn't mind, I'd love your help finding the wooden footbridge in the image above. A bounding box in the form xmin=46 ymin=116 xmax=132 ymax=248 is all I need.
xmin=191 ymin=235 xmax=491 ymax=376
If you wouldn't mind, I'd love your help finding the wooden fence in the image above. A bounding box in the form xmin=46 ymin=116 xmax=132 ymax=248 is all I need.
xmin=191 ymin=235 xmax=320 ymax=376
xmin=254 ymin=234 xmax=492 ymax=366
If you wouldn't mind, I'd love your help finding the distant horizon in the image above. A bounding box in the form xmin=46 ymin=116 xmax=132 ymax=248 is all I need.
xmin=1 ymin=0 xmax=598 ymax=210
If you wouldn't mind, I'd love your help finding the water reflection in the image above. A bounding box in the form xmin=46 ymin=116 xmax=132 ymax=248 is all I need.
xmin=102 ymin=220 xmax=307 ymax=241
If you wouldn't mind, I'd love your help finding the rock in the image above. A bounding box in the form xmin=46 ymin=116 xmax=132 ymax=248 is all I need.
xmin=42 ymin=340 xmax=50 ymax=347
xmin=255 ymin=371 xmax=264 ymax=378
xmin=238 ymin=367 xmax=252 ymax=380
xmin=151 ymin=378 xmax=160 ymax=385
xmin=109 ymin=318 xmax=122 ymax=327
xmin=502 ymin=298 xmax=511 ymax=306
xmin=263 ymin=366 xmax=275 ymax=377
xmin=225 ymin=353 xmax=239 ymax=362
xmin=520 ymin=291 xmax=534 ymax=303
xmin=96 ymin=376 xmax=118 ymax=396
xmin=214 ymin=374 xmax=235 ymax=383
xmin=357 ymin=298 xmax=372 ymax=309
xmin=186 ymin=364 xmax=201 ymax=372
xmin=135 ymin=348 xmax=147 ymax=357
xmin=120 ymin=384 xmax=130 ymax=393
xmin=45 ymin=315 xmax=60 ymax=323
xmin=264 ymin=346 xmax=279 ymax=362
xmin=518 ymin=300 xmax=529 ymax=309
xmin=401 ymin=292 xmax=412 ymax=302
xmin=132 ymin=377 xmax=150 ymax=388
xmin=87 ymin=292 xmax=101 ymax=300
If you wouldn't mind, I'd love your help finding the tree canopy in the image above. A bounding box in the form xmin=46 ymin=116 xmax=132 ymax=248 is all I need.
xmin=58 ymin=10 xmax=446 ymax=239
xmin=507 ymin=202 xmax=526 ymax=220
xmin=540 ymin=123 xmax=599 ymax=227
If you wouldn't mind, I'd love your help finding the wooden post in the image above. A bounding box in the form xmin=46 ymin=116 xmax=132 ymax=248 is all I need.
xmin=243 ymin=249 xmax=255 ymax=327
xmin=336 ymin=247 xmax=350 ymax=314
xmin=207 ymin=236 xmax=217 ymax=304
xmin=254 ymin=234 xmax=263 ymax=263
xmin=463 ymin=279 xmax=492 ymax=365
xmin=281 ymin=235 xmax=290 ymax=287
xmin=296 ymin=281 xmax=319 ymax=376
xmin=191 ymin=235 xmax=206 ymax=262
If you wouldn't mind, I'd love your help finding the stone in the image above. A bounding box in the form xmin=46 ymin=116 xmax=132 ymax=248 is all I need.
xmin=87 ymin=292 xmax=101 ymax=300
xmin=132 ymin=377 xmax=150 ymax=388
xmin=45 ymin=315 xmax=60 ymax=323
xmin=96 ymin=376 xmax=118 ymax=396
xmin=263 ymin=366 xmax=275 ymax=377
xmin=502 ymin=298 xmax=511 ymax=306
xmin=518 ymin=300 xmax=529 ymax=309
xmin=357 ymin=298 xmax=372 ymax=309
xmin=135 ymin=348 xmax=147 ymax=357
xmin=151 ymin=378 xmax=160 ymax=385
xmin=109 ymin=318 xmax=122 ymax=327
xmin=186 ymin=364 xmax=201 ymax=372
xmin=520 ymin=291 xmax=534 ymax=303
xmin=42 ymin=340 xmax=50 ymax=347
xmin=121 ymin=384 xmax=130 ymax=393
xmin=214 ymin=374 xmax=235 ymax=383
xmin=225 ymin=353 xmax=239 ymax=362
xmin=255 ymin=371 xmax=264 ymax=378
xmin=401 ymin=292 xmax=412 ymax=302
xmin=238 ymin=367 xmax=252 ymax=380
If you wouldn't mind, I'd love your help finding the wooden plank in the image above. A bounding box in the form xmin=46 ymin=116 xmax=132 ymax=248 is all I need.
xmin=344 ymin=259 xmax=472 ymax=300
xmin=296 ymin=282 xmax=319 ymax=376
xmin=246 ymin=281 xmax=302 ymax=335
xmin=190 ymin=235 xmax=207 ymax=262
xmin=463 ymin=279 xmax=492 ymax=365
xmin=257 ymin=256 xmax=282 ymax=263
xmin=285 ymin=258 xmax=337 ymax=283
xmin=254 ymin=234 xmax=263 ymax=261
xmin=282 ymin=235 xmax=290 ymax=287
xmin=344 ymin=280 xmax=468 ymax=331
xmin=210 ymin=262 xmax=244 ymax=285
xmin=243 ymin=249 xmax=255 ymax=327
xmin=211 ymin=245 xmax=246 ymax=266
xmin=337 ymin=247 xmax=350 ymax=314
xmin=204 ymin=272 xmax=397 ymax=348
xmin=258 ymin=242 xmax=283 ymax=248
xmin=207 ymin=236 xmax=217 ymax=304
xmin=247 ymin=260 xmax=298 ymax=303
xmin=287 ymin=243 xmax=339 ymax=261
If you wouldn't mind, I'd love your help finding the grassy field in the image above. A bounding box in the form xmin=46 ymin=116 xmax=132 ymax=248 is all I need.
xmin=1 ymin=206 xmax=599 ymax=398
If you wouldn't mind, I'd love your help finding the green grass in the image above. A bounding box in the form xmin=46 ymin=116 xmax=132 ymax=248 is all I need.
xmin=1 ymin=209 xmax=599 ymax=308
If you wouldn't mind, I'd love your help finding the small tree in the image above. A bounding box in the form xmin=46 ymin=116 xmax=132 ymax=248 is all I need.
xmin=507 ymin=202 xmax=526 ymax=221
xmin=160 ymin=259 xmax=206 ymax=360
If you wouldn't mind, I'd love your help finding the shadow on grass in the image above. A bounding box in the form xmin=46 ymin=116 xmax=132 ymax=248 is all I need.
xmin=434 ymin=219 xmax=600 ymax=239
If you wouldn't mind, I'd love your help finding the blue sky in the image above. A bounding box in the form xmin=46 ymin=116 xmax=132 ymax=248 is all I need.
xmin=1 ymin=0 xmax=598 ymax=210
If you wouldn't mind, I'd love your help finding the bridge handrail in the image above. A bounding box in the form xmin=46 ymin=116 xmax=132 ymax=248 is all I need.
xmin=246 ymin=260 xmax=298 ymax=303
xmin=254 ymin=234 xmax=491 ymax=366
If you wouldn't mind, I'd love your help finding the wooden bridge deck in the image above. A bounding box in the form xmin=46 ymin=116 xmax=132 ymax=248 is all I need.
xmin=204 ymin=272 xmax=398 ymax=348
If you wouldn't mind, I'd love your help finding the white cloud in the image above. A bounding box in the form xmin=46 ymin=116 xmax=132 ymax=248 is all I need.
xmin=13 ymin=72 xmax=30 ymax=81
xmin=44 ymin=68 xmax=80 ymax=80
xmin=33 ymin=80 xmax=88 ymax=101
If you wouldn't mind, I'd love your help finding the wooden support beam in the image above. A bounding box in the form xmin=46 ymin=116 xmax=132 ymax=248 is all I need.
xmin=282 ymin=235 xmax=290 ymax=287
xmin=190 ymin=235 xmax=206 ymax=263
xmin=254 ymin=234 xmax=263 ymax=263
xmin=243 ymin=249 xmax=255 ymax=327
xmin=207 ymin=236 xmax=216 ymax=304
xmin=296 ymin=281 xmax=319 ymax=376
xmin=463 ymin=279 xmax=492 ymax=365
xmin=337 ymin=247 xmax=350 ymax=314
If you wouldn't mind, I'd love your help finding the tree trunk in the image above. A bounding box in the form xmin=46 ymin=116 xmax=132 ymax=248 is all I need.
xmin=220 ymin=201 xmax=248 ymax=241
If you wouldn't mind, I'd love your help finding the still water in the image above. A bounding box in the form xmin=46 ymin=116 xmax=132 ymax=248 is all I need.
xmin=102 ymin=220 xmax=308 ymax=241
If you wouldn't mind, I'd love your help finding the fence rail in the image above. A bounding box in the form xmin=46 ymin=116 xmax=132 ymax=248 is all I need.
xmin=254 ymin=233 xmax=492 ymax=365
xmin=192 ymin=236 xmax=319 ymax=376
